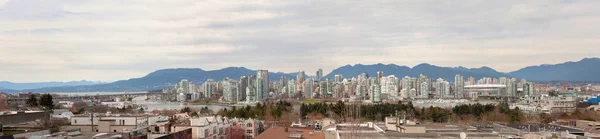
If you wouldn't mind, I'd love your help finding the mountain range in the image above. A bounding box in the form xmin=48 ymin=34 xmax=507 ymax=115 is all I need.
xmin=2 ymin=57 xmax=599 ymax=93
xmin=0 ymin=80 xmax=102 ymax=90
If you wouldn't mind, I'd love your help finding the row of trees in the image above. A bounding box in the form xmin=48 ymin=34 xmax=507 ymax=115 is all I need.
xmin=300 ymin=101 xmax=418 ymax=122
xmin=26 ymin=94 xmax=54 ymax=110
xmin=297 ymin=100 xmax=566 ymax=124
xmin=218 ymin=101 xmax=293 ymax=120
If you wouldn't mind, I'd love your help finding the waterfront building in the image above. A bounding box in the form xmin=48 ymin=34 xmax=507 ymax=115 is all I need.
xmin=221 ymin=78 xmax=238 ymax=103
xmin=256 ymin=70 xmax=269 ymax=101
xmin=238 ymin=76 xmax=248 ymax=102
xmin=176 ymin=79 xmax=197 ymax=101
xmin=202 ymin=79 xmax=216 ymax=99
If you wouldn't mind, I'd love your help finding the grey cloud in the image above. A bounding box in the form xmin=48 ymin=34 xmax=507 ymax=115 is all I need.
xmin=0 ymin=0 xmax=599 ymax=82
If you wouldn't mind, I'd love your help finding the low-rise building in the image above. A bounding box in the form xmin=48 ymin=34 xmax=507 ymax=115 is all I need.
xmin=171 ymin=116 xmax=232 ymax=139
xmin=231 ymin=118 xmax=261 ymax=139
xmin=255 ymin=127 xmax=324 ymax=139
xmin=541 ymin=97 xmax=577 ymax=113
xmin=66 ymin=114 xmax=159 ymax=133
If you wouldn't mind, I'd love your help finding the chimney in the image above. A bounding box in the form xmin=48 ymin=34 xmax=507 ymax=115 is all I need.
xmin=284 ymin=127 xmax=288 ymax=132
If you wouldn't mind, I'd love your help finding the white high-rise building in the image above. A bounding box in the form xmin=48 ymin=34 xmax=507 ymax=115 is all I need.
xmin=288 ymin=79 xmax=296 ymax=98
xmin=256 ymin=70 xmax=269 ymax=101
xmin=202 ymin=79 xmax=216 ymax=98
xmin=221 ymin=78 xmax=238 ymax=103
xmin=417 ymin=74 xmax=431 ymax=98
xmin=454 ymin=74 xmax=464 ymax=97
xmin=434 ymin=78 xmax=450 ymax=98
xmin=370 ymin=84 xmax=382 ymax=103
xmin=176 ymin=79 xmax=196 ymax=102
xmin=381 ymin=75 xmax=398 ymax=98
xmin=246 ymin=85 xmax=256 ymax=103
xmin=303 ymin=78 xmax=314 ymax=99
xmin=505 ymin=78 xmax=518 ymax=97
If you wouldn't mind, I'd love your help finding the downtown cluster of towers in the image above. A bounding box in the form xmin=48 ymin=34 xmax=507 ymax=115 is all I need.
xmin=171 ymin=69 xmax=537 ymax=103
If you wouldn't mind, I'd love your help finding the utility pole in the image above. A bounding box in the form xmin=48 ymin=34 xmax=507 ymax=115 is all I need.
xmin=90 ymin=113 xmax=94 ymax=132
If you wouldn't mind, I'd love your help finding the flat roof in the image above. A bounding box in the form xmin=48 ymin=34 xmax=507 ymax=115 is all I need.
xmin=255 ymin=127 xmax=324 ymax=139
xmin=503 ymin=124 xmax=584 ymax=133
xmin=465 ymin=84 xmax=506 ymax=88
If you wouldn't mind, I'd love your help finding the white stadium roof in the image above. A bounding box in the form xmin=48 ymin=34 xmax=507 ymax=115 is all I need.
xmin=464 ymin=84 xmax=507 ymax=88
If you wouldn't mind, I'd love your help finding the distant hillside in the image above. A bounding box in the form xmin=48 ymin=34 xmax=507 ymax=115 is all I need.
xmin=19 ymin=67 xmax=300 ymax=93
xmin=508 ymin=58 xmax=600 ymax=81
xmin=0 ymin=80 xmax=101 ymax=90
xmin=7 ymin=57 xmax=600 ymax=93
xmin=323 ymin=63 xmax=509 ymax=81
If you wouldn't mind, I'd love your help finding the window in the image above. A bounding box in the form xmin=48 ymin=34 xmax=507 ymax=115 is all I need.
xmin=246 ymin=123 xmax=252 ymax=127
xmin=247 ymin=136 xmax=253 ymax=139
xmin=74 ymin=120 xmax=77 ymax=124
xmin=246 ymin=130 xmax=253 ymax=134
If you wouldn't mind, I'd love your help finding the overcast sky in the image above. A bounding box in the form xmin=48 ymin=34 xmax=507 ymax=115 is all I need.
xmin=1 ymin=0 xmax=599 ymax=82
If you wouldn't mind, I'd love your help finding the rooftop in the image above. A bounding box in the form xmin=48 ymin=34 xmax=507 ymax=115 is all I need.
xmin=255 ymin=127 xmax=324 ymax=139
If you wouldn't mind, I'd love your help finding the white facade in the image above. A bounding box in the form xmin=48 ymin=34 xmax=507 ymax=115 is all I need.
xmin=188 ymin=116 xmax=232 ymax=139
xmin=221 ymin=78 xmax=238 ymax=104
xmin=303 ymin=78 xmax=314 ymax=99
xmin=454 ymin=74 xmax=464 ymax=97
xmin=380 ymin=75 xmax=398 ymax=98
xmin=100 ymin=102 xmax=128 ymax=108
xmin=370 ymin=84 xmax=382 ymax=103
xmin=202 ymin=79 xmax=216 ymax=98
xmin=70 ymin=115 xmax=152 ymax=128
xmin=434 ymin=78 xmax=450 ymax=98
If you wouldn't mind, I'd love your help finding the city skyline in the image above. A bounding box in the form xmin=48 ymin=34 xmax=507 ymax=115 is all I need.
xmin=1 ymin=1 xmax=600 ymax=82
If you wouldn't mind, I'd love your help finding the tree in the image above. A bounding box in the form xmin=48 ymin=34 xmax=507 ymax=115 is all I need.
xmin=180 ymin=107 xmax=192 ymax=113
xmin=190 ymin=111 xmax=199 ymax=117
xmin=26 ymin=95 xmax=39 ymax=107
xmin=227 ymin=125 xmax=246 ymax=139
xmin=539 ymin=113 xmax=554 ymax=125
xmin=39 ymin=94 xmax=54 ymax=110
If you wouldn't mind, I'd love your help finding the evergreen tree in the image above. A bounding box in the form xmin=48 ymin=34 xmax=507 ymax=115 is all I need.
xmin=26 ymin=95 xmax=38 ymax=107
xmin=39 ymin=94 xmax=54 ymax=110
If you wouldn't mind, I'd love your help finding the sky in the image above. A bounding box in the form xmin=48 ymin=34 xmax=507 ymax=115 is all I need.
xmin=1 ymin=0 xmax=600 ymax=82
